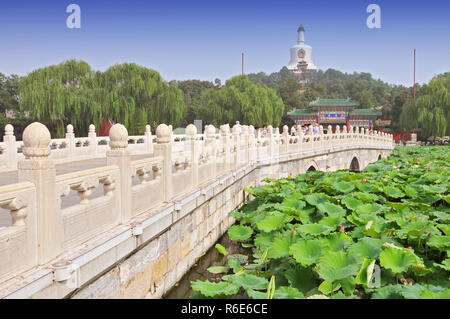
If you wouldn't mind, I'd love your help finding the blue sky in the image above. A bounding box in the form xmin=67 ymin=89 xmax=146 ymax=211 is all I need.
xmin=0 ymin=0 xmax=449 ymax=86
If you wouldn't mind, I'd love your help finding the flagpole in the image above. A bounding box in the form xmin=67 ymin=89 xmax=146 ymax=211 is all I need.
xmin=413 ymin=49 xmax=416 ymax=101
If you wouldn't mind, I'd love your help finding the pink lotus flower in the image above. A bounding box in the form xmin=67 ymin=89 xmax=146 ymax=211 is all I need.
xmin=444 ymin=167 xmax=447 ymax=171
xmin=397 ymin=165 xmax=401 ymax=168
xmin=408 ymin=246 xmax=413 ymax=250
xmin=339 ymin=226 xmax=345 ymax=232
xmin=343 ymin=245 xmax=346 ymax=249
xmin=362 ymin=178 xmax=367 ymax=183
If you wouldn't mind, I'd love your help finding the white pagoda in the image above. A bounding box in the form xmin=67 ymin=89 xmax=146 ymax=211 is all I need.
xmin=287 ymin=24 xmax=317 ymax=71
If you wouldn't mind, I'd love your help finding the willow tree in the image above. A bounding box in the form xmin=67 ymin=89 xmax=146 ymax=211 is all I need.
xmin=193 ymin=75 xmax=284 ymax=127
xmin=19 ymin=60 xmax=96 ymax=137
xmin=98 ymin=63 xmax=186 ymax=134
xmin=19 ymin=60 xmax=186 ymax=136
xmin=400 ymin=73 xmax=450 ymax=138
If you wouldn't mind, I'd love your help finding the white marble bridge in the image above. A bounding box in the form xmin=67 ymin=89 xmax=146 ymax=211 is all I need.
xmin=0 ymin=121 xmax=393 ymax=298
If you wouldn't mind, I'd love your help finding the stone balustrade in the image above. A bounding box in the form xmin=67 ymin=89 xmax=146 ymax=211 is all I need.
xmin=0 ymin=121 xmax=394 ymax=296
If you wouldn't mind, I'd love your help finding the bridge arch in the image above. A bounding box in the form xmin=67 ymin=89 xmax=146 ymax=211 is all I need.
xmin=305 ymin=160 xmax=319 ymax=172
xmin=349 ymin=153 xmax=361 ymax=172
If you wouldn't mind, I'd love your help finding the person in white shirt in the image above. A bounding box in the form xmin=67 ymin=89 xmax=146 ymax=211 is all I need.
xmin=290 ymin=124 xmax=297 ymax=136
xmin=313 ymin=123 xmax=320 ymax=135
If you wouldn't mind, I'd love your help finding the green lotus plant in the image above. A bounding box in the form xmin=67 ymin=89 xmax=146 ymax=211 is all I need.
xmin=190 ymin=146 xmax=450 ymax=299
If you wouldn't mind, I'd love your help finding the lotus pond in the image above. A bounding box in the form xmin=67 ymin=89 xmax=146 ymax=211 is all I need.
xmin=189 ymin=146 xmax=450 ymax=299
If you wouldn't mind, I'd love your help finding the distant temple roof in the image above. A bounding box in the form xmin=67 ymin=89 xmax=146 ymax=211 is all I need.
xmin=309 ymin=98 xmax=360 ymax=107
xmin=287 ymin=109 xmax=317 ymax=116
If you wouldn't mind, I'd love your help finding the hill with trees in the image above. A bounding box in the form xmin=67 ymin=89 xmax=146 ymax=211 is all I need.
xmin=0 ymin=61 xmax=448 ymax=139
xmin=247 ymin=67 xmax=411 ymax=129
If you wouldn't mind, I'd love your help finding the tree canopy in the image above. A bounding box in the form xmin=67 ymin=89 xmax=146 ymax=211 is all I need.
xmin=3 ymin=60 xmax=448 ymax=140
xmin=191 ymin=75 xmax=284 ymax=128
xmin=400 ymin=73 xmax=450 ymax=137
xmin=175 ymin=79 xmax=218 ymax=126
xmin=19 ymin=60 xmax=186 ymax=136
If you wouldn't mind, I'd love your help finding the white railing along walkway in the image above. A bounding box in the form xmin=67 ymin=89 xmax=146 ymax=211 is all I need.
xmin=0 ymin=121 xmax=393 ymax=285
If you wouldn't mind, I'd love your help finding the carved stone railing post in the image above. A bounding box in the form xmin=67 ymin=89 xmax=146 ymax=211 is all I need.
xmin=186 ymin=124 xmax=198 ymax=189
xmin=219 ymin=124 xmax=229 ymax=171
xmin=308 ymin=125 xmax=313 ymax=149
xmin=145 ymin=124 xmax=153 ymax=154
xmin=232 ymin=124 xmax=241 ymax=167
xmin=342 ymin=125 xmax=347 ymax=146
xmin=273 ymin=127 xmax=280 ymax=156
xmin=319 ymin=125 xmax=324 ymax=148
xmin=335 ymin=125 xmax=341 ymax=146
xmin=282 ymin=125 xmax=289 ymax=154
xmin=241 ymin=125 xmax=249 ymax=164
xmin=3 ymin=124 xmax=17 ymax=170
xmin=365 ymin=128 xmax=369 ymax=146
xmin=267 ymin=125 xmax=274 ymax=158
xmin=65 ymin=124 xmax=75 ymax=158
xmin=154 ymin=124 xmax=173 ymax=201
xmin=248 ymin=125 xmax=256 ymax=162
xmin=327 ymin=125 xmax=332 ymax=147
xmin=206 ymin=124 xmax=217 ymax=179
xmin=18 ymin=122 xmax=60 ymax=264
xmin=106 ymin=124 xmax=131 ymax=223
xmin=88 ymin=124 xmax=97 ymax=156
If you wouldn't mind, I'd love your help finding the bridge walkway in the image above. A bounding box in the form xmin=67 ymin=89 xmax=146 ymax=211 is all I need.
xmin=0 ymin=153 xmax=152 ymax=227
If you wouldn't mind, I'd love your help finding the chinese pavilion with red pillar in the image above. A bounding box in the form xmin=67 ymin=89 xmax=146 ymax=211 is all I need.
xmin=287 ymin=98 xmax=381 ymax=132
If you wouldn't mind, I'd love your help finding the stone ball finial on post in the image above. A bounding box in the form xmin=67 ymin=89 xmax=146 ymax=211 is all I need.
xmin=186 ymin=124 xmax=197 ymax=140
xmin=283 ymin=125 xmax=289 ymax=135
xmin=66 ymin=124 xmax=74 ymax=134
xmin=267 ymin=125 xmax=273 ymax=135
xmin=220 ymin=124 xmax=228 ymax=136
xmin=89 ymin=124 xmax=96 ymax=134
xmin=319 ymin=125 xmax=323 ymax=135
xmin=145 ymin=125 xmax=151 ymax=133
xmin=241 ymin=125 xmax=249 ymax=135
xmin=327 ymin=125 xmax=332 ymax=134
xmin=22 ymin=122 xmax=51 ymax=159
xmin=335 ymin=125 xmax=341 ymax=134
xmin=156 ymin=124 xmax=171 ymax=144
xmin=206 ymin=124 xmax=216 ymax=139
xmin=5 ymin=124 xmax=14 ymax=136
xmin=109 ymin=123 xmax=128 ymax=150
xmin=232 ymin=124 xmax=241 ymax=136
